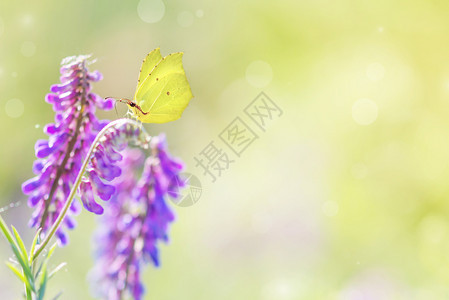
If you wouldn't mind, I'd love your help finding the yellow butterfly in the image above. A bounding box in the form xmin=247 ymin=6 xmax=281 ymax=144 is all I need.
xmin=118 ymin=48 xmax=193 ymax=123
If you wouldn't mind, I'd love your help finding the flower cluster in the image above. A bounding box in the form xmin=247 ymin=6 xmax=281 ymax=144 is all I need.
xmin=20 ymin=54 xmax=186 ymax=300
xmin=91 ymin=135 xmax=184 ymax=300
xmin=21 ymin=55 xmax=114 ymax=245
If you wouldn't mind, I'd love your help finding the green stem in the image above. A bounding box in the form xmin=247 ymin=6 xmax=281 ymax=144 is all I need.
xmin=25 ymin=284 xmax=32 ymax=300
xmin=32 ymin=118 xmax=150 ymax=261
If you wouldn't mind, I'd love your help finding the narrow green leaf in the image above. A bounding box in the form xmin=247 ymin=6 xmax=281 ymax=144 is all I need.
xmin=34 ymin=260 xmax=43 ymax=279
xmin=46 ymin=243 xmax=58 ymax=259
xmin=0 ymin=214 xmax=19 ymax=249
xmin=37 ymin=267 xmax=48 ymax=300
xmin=35 ymin=242 xmax=58 ymax=279
xmin=36 ymin=242 xmax=57 ymax=300
xmin=29 ymin=228 xmax=42 ymax=264
xmin=37 ymin=255 xmax=49 ymax=300
xmin=6 ymin=261 xmax=34 ymax=296
xmin=0 ymin=215 xmax=35 ymax=292
xmin=48 ymin=262 xmax=67 ymax=280
xmin=12 ymin=226 xmax=28 ymax=260
xmin=9 ymin=242 xmax=35 ymax=292
xmin=6 ymin=261 xmax=26 ymax=283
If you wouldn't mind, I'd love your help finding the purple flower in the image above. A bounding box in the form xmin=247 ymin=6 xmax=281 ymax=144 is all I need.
xmin=21 ymin=54 xmax=186 ymax=299
xmin=91 ymin=135 xmax=183 ymax=300
xmin=21 ymin=55 xmax=114 ymax=245
xmin=79 ymin=119 xmax=151 ymax=215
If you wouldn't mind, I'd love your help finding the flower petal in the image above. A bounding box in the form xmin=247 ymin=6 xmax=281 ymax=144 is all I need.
xmin=80 ymin=180 xmax=104 ymax=214
xmin=88 ymin=171 xmax=115 ymax=201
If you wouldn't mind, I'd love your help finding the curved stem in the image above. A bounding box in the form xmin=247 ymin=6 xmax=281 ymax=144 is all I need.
xmin=32 ymin=118 xmax=150 ymax=260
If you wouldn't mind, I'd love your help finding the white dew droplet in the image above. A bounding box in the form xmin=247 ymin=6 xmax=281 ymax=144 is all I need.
xmin=0 ymin=201 xmax=21 ymax=213
xmin=246 ymin=60 xmax=273 ymax=88
xmin=366 ymin=62 xmax=385 ymax=81
xmin=21 ymin=41 xmax=36 ymax=57
xmin=322 ymin=200 xmax=339 ymax=217
xmin=352 ymin=98 xmax=378 ymax=126
xmin=137 ymin=0 xmax=165 ymax=23
xmin=5 ymin=98 xmax=24 ymax=118
xmin=11 ymin=71 xmax=18 ymax=78
xmin=178 ymin=11 xmax=194 ymax=28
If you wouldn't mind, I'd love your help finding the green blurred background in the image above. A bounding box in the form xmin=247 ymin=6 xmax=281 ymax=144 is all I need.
xmin=2 ymin=0 xmax=449 ymax=299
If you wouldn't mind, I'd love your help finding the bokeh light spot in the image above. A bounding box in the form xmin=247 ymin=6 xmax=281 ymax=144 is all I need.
xmin=246 ymin=60 xmax=273 ymax=88
xmin=0 ymin=17 xmax=4 ymax=37
xmin=444 ymin=79 xmax=449 ymax=92
xmin=262 ymin=279 xmax=297 ymax=300
xmin=352 ymin=98 xmax=378 ymax=126
xmin=178 ymin=11 xmax=194 ymax=28
xmin=21 ymin=14 xmax=33 ymax=27
xmin=196 ymin=9 xmax=204 ymax=18
xmin=366 ymin=62 xmax=385 ymax=81
xmin=322 ymin=201 xmax=339 ymax=217
xmin=137 ymin=0 xmax=165 ymax=23
xmin=21 ymin=41 xmax=36 ymax=57
xmin=5 ymin=98 xmax=24 ymax=118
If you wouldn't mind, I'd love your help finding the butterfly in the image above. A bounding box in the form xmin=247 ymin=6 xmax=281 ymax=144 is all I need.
xmin=117 ymin=48 xmax=193 ymax=123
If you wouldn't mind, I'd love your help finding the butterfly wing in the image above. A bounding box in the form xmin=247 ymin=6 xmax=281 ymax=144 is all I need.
xmin=136 ymin=48 xmax=163 ymax=91
xmin=134 ymin=52 xmax=193 ymax=123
